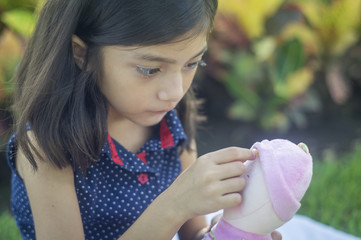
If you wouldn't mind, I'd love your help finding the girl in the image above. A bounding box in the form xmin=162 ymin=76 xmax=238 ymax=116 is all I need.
xmin=7 ymin=0 xmax=282 ymax=239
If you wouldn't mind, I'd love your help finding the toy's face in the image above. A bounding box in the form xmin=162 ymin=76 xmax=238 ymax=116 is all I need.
xmin=222 ymin=159 xmax=284 ymax=235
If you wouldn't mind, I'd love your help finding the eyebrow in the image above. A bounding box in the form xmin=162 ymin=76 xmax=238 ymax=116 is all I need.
xmin=134 ymin=46 xmax=208 ymax=64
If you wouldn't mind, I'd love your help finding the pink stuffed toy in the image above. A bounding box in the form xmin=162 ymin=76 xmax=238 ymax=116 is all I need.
xmin=203 ymin=139 xmax=313 ymax=240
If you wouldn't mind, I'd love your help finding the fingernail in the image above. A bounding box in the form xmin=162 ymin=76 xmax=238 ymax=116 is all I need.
xmin=251 ymin=148 xmax=258 ymax=158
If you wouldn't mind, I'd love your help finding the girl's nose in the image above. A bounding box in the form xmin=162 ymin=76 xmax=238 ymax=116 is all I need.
xmin=157 ymin=73 xmax=184 ymax=102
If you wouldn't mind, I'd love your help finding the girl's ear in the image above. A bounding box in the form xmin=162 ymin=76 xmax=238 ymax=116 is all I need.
xmin=72 ymin=35 xmax=87 ymax=68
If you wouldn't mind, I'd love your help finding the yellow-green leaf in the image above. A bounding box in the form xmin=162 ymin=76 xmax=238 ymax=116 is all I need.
xmin=0 ymin=29 xmax=24 ymax=98
xmin=294 ymin=0 xmax=361 ymax=57
xmin=286 ymin=68 xmax=314 ymax=99
xmin=1 ymin=9 xmax=36 ymax=38
xmin=281 ymin=23 xmax=321 ymax=57
xmin=253 ymin=37 xmax=277 ymax=62
xmin=218 ymin=0 xmax=285 ymax=39
xmin=0 ymin=0 xmax=38 ymax=11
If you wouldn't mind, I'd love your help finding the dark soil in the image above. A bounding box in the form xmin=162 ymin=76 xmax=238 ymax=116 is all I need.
xmin=195 ymin=75 xmax=361 ymax=158
xmin=196 ymin=113 xmax=361 ymax=158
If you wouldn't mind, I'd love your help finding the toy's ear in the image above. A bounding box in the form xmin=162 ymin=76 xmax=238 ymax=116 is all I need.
xmin=297 ymin=142 xmax=310 ymax=154
xmin=72 ymin=35 xmax=87 ymax=69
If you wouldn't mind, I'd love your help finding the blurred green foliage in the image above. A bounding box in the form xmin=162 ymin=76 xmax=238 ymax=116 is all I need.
xmin=0 ymin=0 xmax=39 ymax=142
xmin=0 ymin=0 xmax=37 ymax=10
xmin=0 ymin=0 xmax=38 ymax=102
xmin=0 ymin=0 xmax=361 ymax=132
xmin=2 ymin=9 xmax=35 ymax=37
xmin=207 ymin=0 xmax=361 ymax=131
xmin=299 ymin=142 xmax=361 ymax=237
xmin=0 ymin=211 xmax=21 ymax=240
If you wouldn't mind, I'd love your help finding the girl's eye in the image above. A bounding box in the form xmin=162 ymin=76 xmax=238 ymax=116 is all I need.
xmin=185 ymin=60 xmax=207 ymax=70
xmin=136 ymin=66 xmax=161 ymax=77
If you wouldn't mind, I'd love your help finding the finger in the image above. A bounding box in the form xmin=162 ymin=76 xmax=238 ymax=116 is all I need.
xmin=218 ymin=177 xmax=246 ymax=195
xmin=216 ymin=161 xmax=245 ymax=180
xmin=271 ymin=231 xmax=282 ymax=240
xmin=204 ymin=147 xmax=255 ymax=165
xmin=218 ymin=192 xmax=242 ymax=209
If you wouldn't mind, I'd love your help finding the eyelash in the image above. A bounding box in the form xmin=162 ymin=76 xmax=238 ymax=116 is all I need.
xmin=136 ymin=60 xmax=207 ymax=78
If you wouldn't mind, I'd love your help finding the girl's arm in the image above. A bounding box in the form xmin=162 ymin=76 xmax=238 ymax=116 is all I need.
xmin=16 ymin=133 xmax=85 ymax=240
xmin=177 ymin=141 xmax=208 ymax=240
xmin=18 ymin=133 xmax=189 ymax=240
xmin=120 ymin=141 xmax=208 ymax=240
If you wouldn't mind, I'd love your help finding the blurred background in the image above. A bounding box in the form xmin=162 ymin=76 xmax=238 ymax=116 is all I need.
xmin=0 ymin=0 xmax=360 ymax=239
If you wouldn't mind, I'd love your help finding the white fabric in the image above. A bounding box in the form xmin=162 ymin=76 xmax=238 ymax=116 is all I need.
xmin=278 ymin=215 xmax=361 ymax=240
xmin=172 ymin=212 xmax=361 ymax=240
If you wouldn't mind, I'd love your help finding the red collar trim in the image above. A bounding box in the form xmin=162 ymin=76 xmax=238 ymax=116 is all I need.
xmin=160 ymin=118 xmax=175 ymax=149
xmin=137 ymin=152 xmax=147 ymax=165
xmin=107 ymin=133 xmax=124 ymax=166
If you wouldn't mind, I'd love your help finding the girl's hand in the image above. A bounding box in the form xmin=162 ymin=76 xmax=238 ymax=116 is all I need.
xmin=168 ymin=147 xmax=255 ymax=220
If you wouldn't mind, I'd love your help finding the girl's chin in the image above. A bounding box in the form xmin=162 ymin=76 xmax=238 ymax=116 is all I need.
xmin=136 ymin=112 xmax=168 ymax=126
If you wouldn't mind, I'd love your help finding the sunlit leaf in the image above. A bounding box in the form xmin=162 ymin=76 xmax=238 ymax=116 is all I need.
xmin=0 ymin=29 xmax=24 ymax=99
xmin=260 ymin=111 xmax=290 ymax=132
xmin=223 ymin=52 xmax=263 ymax=112
xmin=253 ymin=37 xmax=277 ymax=62
xmin=218 ymin=0 xmax=285 ymax=39
xmin=331 ymin=0 xmax=361 ymax=35
xmin=225 ymin=72 xmax=260 ymax=108
xmin=271 ymin=38 xmax=305 ymax=95
xmin=286 ymin=68 xmax=314 ymax=99
xmin=228 ymin=100 xmax=257 ymax=121
xmin=327 ymin=0 xmax=361 ymax=55
xmin=1 ymin=9 xmax=36 ymax=37
xmin=332 ymin=32 xmax=358 ymax=57
xmin=31 ymin=0 xmax=47 ymax=19
xmin=294 ymin=0 xmax=361 ymax=56
xmin=0 ymin=0 xmax=38 ymax=11
xmin=294 ymin=1 xmax=322 ymax=29
xmin=280 ymin=23 xmax=321 ymax=57
xmin=233 ymin=52 xmax=262 ymax=84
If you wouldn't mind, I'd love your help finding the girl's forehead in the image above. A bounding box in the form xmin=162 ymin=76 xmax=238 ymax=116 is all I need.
xmin=105 ymin=32 xmax=208 ymax=61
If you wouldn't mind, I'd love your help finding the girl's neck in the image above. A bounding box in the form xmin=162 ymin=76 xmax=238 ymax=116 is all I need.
xmin=107 ymin=111 xmax=152 ymax=154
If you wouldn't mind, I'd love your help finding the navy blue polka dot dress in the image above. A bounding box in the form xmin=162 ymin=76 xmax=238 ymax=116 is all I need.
xmin=7 ymin=110 xmax=186 ymax=240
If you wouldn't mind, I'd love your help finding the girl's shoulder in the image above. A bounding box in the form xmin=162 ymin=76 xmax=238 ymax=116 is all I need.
xmin=7 ymin=131 xmax=74 ymax=183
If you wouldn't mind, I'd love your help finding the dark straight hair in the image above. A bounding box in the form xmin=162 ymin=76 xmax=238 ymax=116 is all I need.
xmin=13 ymin=0 xmax=218 ymax=172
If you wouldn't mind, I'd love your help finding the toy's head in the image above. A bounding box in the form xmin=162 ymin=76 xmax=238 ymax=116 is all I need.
xmin=223 ymin=139 xmax=313 ymax=234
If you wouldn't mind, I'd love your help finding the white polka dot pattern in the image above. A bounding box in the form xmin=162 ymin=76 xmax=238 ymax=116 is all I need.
xmin=6 ymin=110 xmax=186 ymax=240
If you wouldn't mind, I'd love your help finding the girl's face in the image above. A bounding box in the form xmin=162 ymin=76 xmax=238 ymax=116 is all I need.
xmin=99 ymin=32 xmax=208 ymax=127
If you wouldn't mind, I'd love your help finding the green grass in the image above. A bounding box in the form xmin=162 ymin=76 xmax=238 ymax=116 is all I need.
xmin=0 ymin=144 xmax=360 ymax=239
xmin=299 ymin=143 xmax=361 ymax=237
xmin=0 ymin=211 xmax=21 ymax=240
